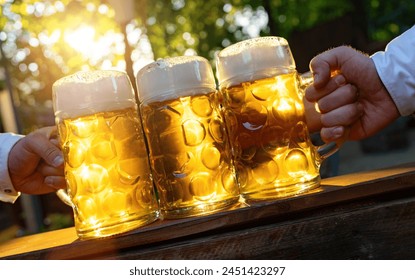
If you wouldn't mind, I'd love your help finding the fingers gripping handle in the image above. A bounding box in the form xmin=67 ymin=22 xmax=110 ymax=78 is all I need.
xmin=300 ymin=71 xmax=342 ymax=162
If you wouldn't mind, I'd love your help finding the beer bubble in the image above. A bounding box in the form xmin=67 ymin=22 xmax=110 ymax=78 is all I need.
xmin=190 ymin=173 xmax=215 ymax=200
xmin=160 ymin=152 xmax=195 ymax=179
xmin=91 ymin=134 xmax=116 ymax=161
xmin=117 ymin=158 xmax=142 ymax=185
xmin=221 ymin=167 xmax=238 ymax=194
xmin=79 ymin=164 xmax=109 ymax=194
xmin=208 ymin=118 xmax=225 ymax=143
xmin=191 ymin=95 xmax=213 ymax=117
xmin=235 ymin=162 xmax=249 ymax=189
xmin=135 ymin=185 xmax=154 ymax=209
xmin=182 ymin=119 xmax=206 ymax=146
xmin=271 ymin=98 xmax=296 ymax=126
xmin=65 ymin=171 xmax=78 ymax=196
xmin=285 ymin=149 xmax=310 ymax=178
xmin=260 ymin=125 xmax=289 ymax=155
xmin=102 ymin=190 xmax=131 ymax=215
xmin=153 ymin=103 xmax=185 ymax=156
xmin=250 ymin=79 xmax=275 ymax=101
xmin=237 ymin=132 xmax=257 ymax=160
xmin=172 ymin=152 xmax=195 ymax=178
xmin=277 ymin=72 xmax=299 ymax=97
xmin=70 ymin=116 xmax=98 ymax=138
xmin=241 ymin=102 xmax=267 ymax=131
xmin=226 ymin=86 xmax=246 ymax=109
xmin=74 ymin=195 xmax=99 ymax=221
xmin=64 ymin=139 xmax=86 ymax=168
xmin=291 ymin=121 xmax=309 ymax=149
xmin=201 ymin=143 xmax=221 ymax=169
xmin=252 ymin=156 xmax=279 ymax=185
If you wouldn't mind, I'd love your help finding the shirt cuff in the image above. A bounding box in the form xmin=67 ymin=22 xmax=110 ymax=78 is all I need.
xmin=370 ymin=27 xmax=415 ymax=116
xmin=0 ymin=133 xmax=24 ymax=203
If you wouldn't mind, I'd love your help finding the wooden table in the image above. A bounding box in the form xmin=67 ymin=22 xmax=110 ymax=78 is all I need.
xmin=2 ymin=163 xmax=415 ymax=260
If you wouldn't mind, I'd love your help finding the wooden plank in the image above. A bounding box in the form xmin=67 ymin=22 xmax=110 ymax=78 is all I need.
xmin=1 ymin=163 xmax=415 ymax=259
xmin=111 ymin=196 xmax=415 ymax=259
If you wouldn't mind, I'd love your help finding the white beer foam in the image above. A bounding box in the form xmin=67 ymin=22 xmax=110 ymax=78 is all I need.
xmin=53 ymin=70 xmax=136 ymax=118
xmin=216 ymin=37 xmax=297 ymax=87
xmin=136 ymin=56 xmax=216 ymax=104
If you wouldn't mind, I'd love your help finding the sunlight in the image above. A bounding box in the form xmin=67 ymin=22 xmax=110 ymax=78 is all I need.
xmin=64 ymin=25 xmax=96 ymax=57
xmin=63 ymin=24 xmax=124 ymax=69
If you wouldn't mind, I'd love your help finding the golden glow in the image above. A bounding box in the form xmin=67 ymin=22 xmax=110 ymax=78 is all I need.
xmin=63 ymin=24 xmax=124 ymax=69
xmin=277 ymin=99 xmax=292 ymax=112
xmin=64 ymin=25 xmax=96 ymax=57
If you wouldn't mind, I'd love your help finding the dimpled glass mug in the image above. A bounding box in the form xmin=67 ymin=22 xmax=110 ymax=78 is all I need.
xmin=136 ymin=56 xmax=240 ymax=218
xmin=53 ymin=70 xmax=159 ymax=239
xmin=216 ymin=37 xmax=339 ymax=201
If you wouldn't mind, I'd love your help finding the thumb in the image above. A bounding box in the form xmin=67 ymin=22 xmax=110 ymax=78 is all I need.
xmin=25 ymin=135 xmax=64 ymax=167
xmin=22 ymin=127 xmax=64 ymax=167
xmin=309 ymin=46 xmax=355 ymax=89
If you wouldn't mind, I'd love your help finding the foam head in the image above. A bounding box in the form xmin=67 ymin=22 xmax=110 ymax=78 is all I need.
xmin=136 ymin=56 xmax=216 ymax=104
xmin=53 ymin=70 xmax=136 ymax=118
xmin=216 ymin=37 xmax=296 ymax=87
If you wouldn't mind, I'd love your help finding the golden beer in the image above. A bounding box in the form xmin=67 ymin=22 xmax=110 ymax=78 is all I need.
xmin=216 ymin=37 xmax=339 ymax=201
xmin=219 ymin=71 xmax=320 ymax=199
xmin=137 ymin=57 xmax=240 ymax=218
xmin=53 ymin=70 xmax=158 ymax=239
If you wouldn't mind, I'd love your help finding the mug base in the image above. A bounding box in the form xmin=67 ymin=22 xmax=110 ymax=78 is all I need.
xmin=241 ymin=176 xmax=321 ymax=202
xmin=160 ymin=196 xmax=240 ymax=219
xmin=75 ymin=211 xmax=159 ymax=240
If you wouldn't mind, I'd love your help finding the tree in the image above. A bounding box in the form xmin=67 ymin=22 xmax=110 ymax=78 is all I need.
xmin=1 ymin=0 xmax=414 ymax=133
xmin=0 ymin=0 xmax=122 ymax=132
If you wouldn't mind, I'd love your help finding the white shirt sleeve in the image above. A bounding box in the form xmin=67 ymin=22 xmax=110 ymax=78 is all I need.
xmin=371 ymin=25 xmax=415 ymax=116
xmin=0 ymin=133 xmax=24 ymax=203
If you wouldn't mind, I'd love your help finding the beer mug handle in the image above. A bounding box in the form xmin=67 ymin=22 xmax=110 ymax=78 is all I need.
xmin=299 ymin=71 xmax=343 ymax=161
xmin=57 ymin=189 xmax=75 ymax=208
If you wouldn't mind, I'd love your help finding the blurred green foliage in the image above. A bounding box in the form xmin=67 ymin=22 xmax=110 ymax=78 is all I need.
xmin=145 ymin=0 xmax=415 ymax=62
xmin=0 ymin=0 xmax=414 ymax=133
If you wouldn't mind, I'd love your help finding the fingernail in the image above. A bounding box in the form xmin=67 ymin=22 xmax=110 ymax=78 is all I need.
xmin=45 ymin=177 xmax=54 ymax=187
xmin=53 ymin=155 xmax=64 ymax=167
xmin=332 ymin=126 xmax=344 ymax=139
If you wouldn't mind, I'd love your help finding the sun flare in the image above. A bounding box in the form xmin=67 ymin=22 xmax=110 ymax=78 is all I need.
xmin=64 ymin=25 xmax=96 ymax=57
xmin=62 ymin=24 xmax=125 ymax=70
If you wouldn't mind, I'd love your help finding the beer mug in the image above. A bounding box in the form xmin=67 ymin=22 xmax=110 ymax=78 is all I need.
xmin=136 ymin=56 xmax=240 ymax=219
xmin=52 ymin=70 xmax=159 ymax=239
xmin=216 ymin=37 xmax=339 ymax=201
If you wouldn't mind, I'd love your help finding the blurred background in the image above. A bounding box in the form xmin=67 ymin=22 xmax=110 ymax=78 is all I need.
xmin=1 ymin=0 xmax=414 ymax=242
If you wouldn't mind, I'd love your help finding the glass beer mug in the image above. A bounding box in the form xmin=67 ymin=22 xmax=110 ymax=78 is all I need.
xmin=52 ymin=70 xmax=159 ymax=239
xmin=136 ymin=56 xmax=240 ymax=218
xmin=216 ymin=37 xmax=339 ymax=201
